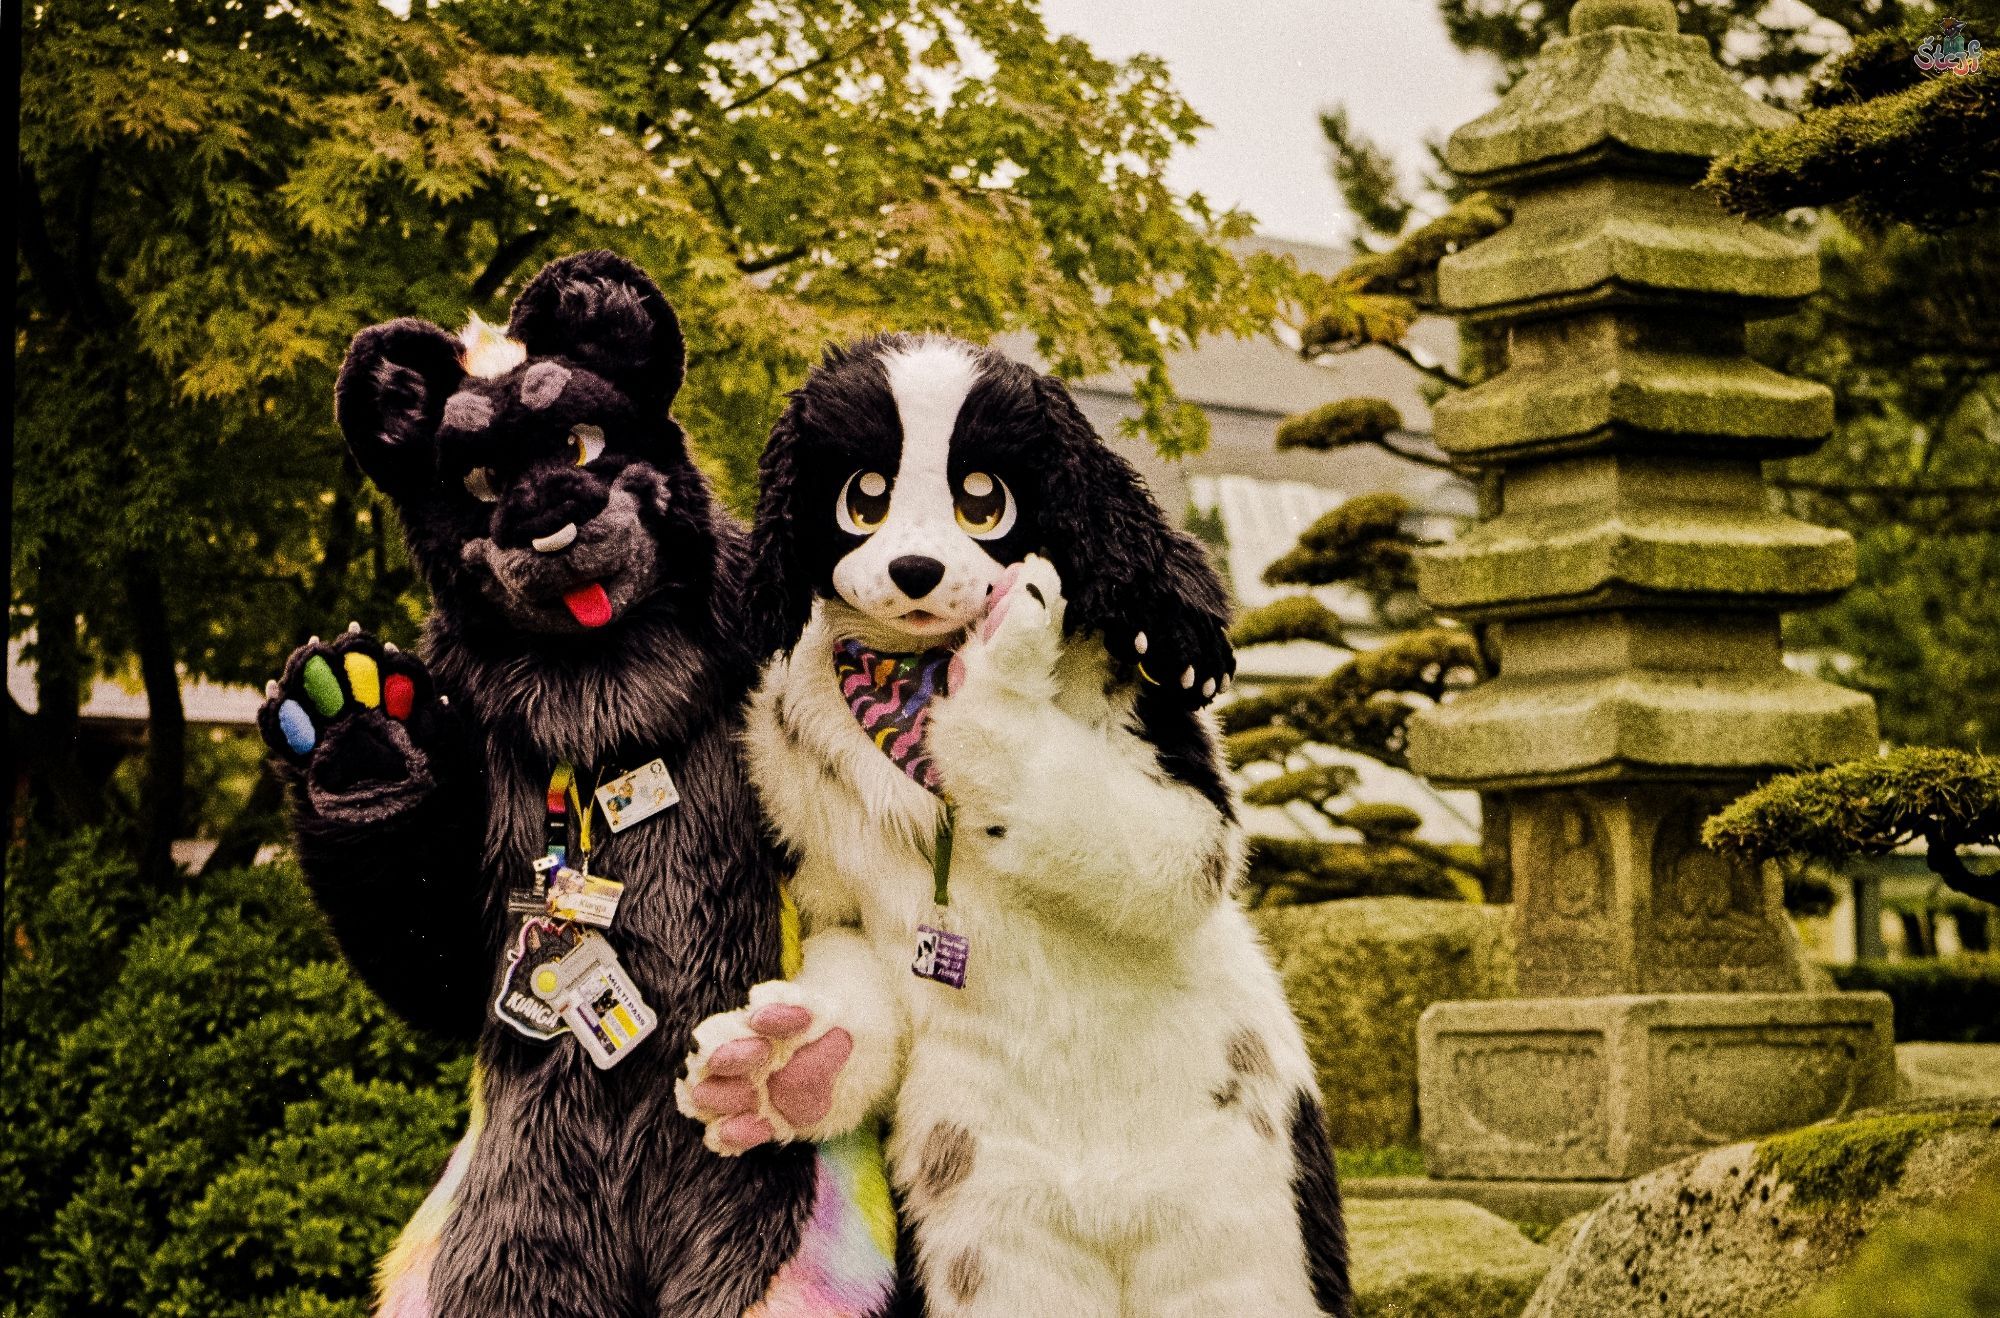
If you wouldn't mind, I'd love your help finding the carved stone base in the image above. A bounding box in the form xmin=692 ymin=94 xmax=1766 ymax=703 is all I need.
xmin=1418 ymin=992 xmax=1895 ymax=1180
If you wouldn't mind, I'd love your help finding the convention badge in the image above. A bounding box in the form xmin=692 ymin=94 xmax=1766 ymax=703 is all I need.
xmin=531 ymin=931 xmax=658 ymax=1070
xmin=911 ymin=924 xmax=969 ymax=989
xmin=910 ymin=804 xmax=968 ymax=987
xmin=547 ymin=865 xmax=625 ymax=929
xmin=493 ymin=915 xmax=582 ymax=1040
xmin=595 ymin=758 xmax=679 ymax=833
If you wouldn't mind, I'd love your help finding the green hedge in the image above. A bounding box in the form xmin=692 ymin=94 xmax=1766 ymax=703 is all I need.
xmin=2 ymin=832 xmax=469 ymax=1317
xmin=1828 ymin=956 xmax=2000 ymax=1043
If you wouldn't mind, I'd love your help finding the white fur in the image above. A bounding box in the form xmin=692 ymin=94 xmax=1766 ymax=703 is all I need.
xmin=691 ymin=558 xmax=1327 ymax=1314
xmin=829 ymin=340 xmax=1004 ymax=640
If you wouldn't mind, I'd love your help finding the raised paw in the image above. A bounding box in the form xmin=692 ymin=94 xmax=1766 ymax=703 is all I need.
xmin=955 ymin=554 xmax=1067 ymax=695
xmin=1100 ymin=600 xmax=1235 ymax=709
xmin=676 ymin=982 xmax=855 ymax=1156
xmin=257 ymin=624 xmax=448 ymax=823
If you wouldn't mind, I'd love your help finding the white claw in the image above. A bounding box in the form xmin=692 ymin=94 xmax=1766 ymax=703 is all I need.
xmin=1134 ymin=631 xmax=1149 ymax=655
xmin=1180 ymin=666 xmax=1196 ymax=689
xmin=438 ymin=695 xmax=450 ymax=707
xmin=347 ymin=621 xmax=361 ymax=634
xmin=383 ymin=642 xmax=398 ymax=654
xmin=308 ymin=635 xmax=320 ymax=646
xmin=1222 ymin=674 xmax=1233 ymax=692
xmin=1202 ymin=677 xmax=1217 ymax=698
xmin=265 ymin=680 xmax=283 ymax=699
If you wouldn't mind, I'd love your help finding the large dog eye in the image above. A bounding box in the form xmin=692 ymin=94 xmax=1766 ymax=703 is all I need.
xmin=837 ymin=470 xmax=892 ymax=535
xmin=465 ymin=467 xmax=501 ymax=503
xmin=954 ymin=471 xmax=1015 ymax=539
xmin=567 ymin=425 xmax=606 ymax=467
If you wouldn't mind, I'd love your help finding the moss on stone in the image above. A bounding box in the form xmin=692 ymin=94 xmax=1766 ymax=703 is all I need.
xmin=1754 ymin=1107 xmax=1992 ymax=1207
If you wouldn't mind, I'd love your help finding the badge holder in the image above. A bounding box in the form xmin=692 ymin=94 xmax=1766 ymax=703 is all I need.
xmin=912 ymin=802 xmax=970 ymax=989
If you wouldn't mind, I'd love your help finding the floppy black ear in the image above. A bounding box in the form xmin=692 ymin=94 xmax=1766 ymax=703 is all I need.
xmin=507 ymin=250 xmax=686 ymax=413
xmin=1033 ymin=375 xmax=1229 ymax=638
xmin=743 ymin=408 xmax=817 ymax=659
xmin=335 ymin=318 xmax=466 ymax=501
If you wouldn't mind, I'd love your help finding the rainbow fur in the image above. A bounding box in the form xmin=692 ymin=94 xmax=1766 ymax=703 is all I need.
xmin=748 ymin=1127 xmax=899 ymax=1318
xmin=374 ymin=1067 xmax=487 ymax=1318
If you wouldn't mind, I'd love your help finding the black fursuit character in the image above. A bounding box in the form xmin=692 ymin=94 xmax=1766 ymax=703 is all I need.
xmin=259 ymin=252 xmax=895 ymax=1317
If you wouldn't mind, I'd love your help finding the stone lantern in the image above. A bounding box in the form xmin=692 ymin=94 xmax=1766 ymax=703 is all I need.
xmin=1409 ymin=0 xmax=1895 ymax=1184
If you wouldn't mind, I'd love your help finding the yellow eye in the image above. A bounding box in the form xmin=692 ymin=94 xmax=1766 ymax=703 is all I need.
xmin=838 ymin=470 xmax=891 ymax=535
xmin=465 ymin=468 xmax=501 ymax=502
xmin=567 ymin=425 xmax=606 ymax=467
xmin=954 ymin=471 xmax=1014 ymax=539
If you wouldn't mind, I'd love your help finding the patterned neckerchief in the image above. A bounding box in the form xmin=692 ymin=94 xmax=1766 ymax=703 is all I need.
xmin=832 ymin=638 xmax=955 ymax=794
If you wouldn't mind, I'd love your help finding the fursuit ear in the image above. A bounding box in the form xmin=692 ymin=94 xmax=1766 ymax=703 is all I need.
xmin=335 ymin=318 xmax=466 ymax=501
xmin=1031 ymin=375 xmax=1227 ymax=634
xmin=742 ymin=408 xmax=816 ymax=658
xmin=507 ymin=250 xmax=686 ymax=414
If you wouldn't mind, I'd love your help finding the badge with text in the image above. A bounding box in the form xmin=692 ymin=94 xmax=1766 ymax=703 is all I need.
xmin=548 ymin=866 xmax=625 ymax=928
xmin=911 ymin=924 xmax=969 ymax=989
xmin=494 ymin=916 xmax=582 ymax=1040
xmin=595 ymin=759 xmax=678 ymax=833
xmin=531 ymin=932 xmax=658 ymax=1069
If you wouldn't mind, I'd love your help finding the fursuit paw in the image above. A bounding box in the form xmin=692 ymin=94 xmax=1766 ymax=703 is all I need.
xmin=1097 ymin=596 xmax=1235 ymax=709
xmin=953 ymin=554 xmax=1067 ymax=697
xmin=676 ymin=982 xmax=856 ymax=1156
xmin=257 ymin=624 xmax=452 ymax=825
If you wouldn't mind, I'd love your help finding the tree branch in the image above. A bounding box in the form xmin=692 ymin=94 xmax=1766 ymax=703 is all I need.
xmin=1924 ymin=824 xmax=2000 ymax=908
xmin=737 ymin=244 xmax=810 ymax=275
xmin=1381 ymin=339 xmax=1467 ymax=389
xmin=716 ymin=28 xmax=885 ymax=114
xmin=468 ymin=228 xmax=552 ymax=304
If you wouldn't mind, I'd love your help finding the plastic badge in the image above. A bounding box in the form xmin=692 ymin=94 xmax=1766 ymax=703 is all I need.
xmin=595 ymin=759 xmax=679 ymax=833
xmin=911 ymin=924 xmax=969 ymax=989
xmin=494 ymin=916 xmax=581 ymax=1040
xmin=548 ymin=866 xmax=624 ymax=928
xmin=531 ymin=932 xmax=658 ymax=1069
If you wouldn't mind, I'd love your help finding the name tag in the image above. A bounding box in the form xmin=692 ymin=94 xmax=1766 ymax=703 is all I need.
xmin=596 ymin=759 xmax=679 ymax=832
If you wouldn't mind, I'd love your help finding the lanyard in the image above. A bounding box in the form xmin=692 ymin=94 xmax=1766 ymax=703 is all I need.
xmin=931 ymin=802 xmax=955 ymax=907
xmin=517 ymin=761 xmax=597 ymax=912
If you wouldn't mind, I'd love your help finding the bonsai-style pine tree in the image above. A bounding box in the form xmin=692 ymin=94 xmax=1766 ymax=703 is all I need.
xmin=1705 ymin=748 xmax=2000 ymax=908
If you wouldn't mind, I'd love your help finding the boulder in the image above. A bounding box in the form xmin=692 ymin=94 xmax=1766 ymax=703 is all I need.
xmin=1252 ymin=897 xmax=1514 ymax=1149
xmin=1349 ymin=1198 xmax=1550 ymax=1318
xmin=1524 ymin=1099 xmax=2000 ymax=1317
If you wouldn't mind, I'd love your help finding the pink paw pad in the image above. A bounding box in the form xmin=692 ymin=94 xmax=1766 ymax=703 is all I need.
xmin=691 ymin=1076 xmax=759 ymax=1116
xmin=750 ymin=1004 xmax=814 ymax=1039
xmin=717 ymin=1114 xmax=775 ymax=1153
xmin=705 ymin=1037 xmax=772 ymax=1078
xmin=768 ymin=1028 xmax=853 ymax=1128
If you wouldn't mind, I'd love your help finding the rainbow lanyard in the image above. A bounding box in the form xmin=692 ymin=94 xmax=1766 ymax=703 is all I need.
xmin=515 ymin=761 xmax=597 ymax=913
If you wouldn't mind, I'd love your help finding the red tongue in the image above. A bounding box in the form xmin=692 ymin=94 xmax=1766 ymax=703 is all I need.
xmin=563 ymin=582 xmax=613 ymax=629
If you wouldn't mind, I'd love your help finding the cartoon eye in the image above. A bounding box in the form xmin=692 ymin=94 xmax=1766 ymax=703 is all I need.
xmin=954 ymin=471 xmax=1015 ymax=539
xmin=567 ymin=425 xmax=606 ymax=467
xmin=837 ymin=470 xmax=892 ymax=535
xmin=465 ymin=467 xmax=501 ymax=503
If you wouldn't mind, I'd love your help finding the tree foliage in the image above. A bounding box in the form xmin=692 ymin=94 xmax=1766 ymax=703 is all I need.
xmin=1705 ymin=748 xmax=2000 ymax=905
xmin=1705 ymin=9 xmax=2000 ymax=231
xmin=15 ymin=0 xmax=1303 ymax=868
xmin=1 ymin=832 xmax=468 ymax=1315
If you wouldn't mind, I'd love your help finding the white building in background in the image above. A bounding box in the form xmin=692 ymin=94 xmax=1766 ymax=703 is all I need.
xmin=1004 ymin=236 xmax=1483 ymax=851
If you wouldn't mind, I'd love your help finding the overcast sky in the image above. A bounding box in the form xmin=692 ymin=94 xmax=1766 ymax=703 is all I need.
xmin=1038 ymin=0 xmax=1504 ymax=249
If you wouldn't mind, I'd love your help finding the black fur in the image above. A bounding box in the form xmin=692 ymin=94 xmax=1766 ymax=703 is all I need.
xmin=264 ymin=252 xmax=846 ymax=1316
xmin=1289 ymin=1090 xmax=1354 ymax=1318
xmin=745 ymin=333 xmax=1236 ymax=810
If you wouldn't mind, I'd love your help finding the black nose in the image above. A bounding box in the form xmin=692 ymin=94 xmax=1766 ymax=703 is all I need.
xmin=888 ymin=555 xmax=945 ymax=600
xmin=496 ymin=465 xmax=610 ymax=549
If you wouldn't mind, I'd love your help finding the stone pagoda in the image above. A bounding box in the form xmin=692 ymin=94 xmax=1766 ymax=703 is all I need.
xmin=1408 ymin=0 xmax=1895 ymax=1184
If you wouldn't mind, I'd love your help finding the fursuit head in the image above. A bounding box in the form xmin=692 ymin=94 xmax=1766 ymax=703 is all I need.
xmin=674 ymin=334 xmax=1352 ymax=1317
xmin=258 ymin=252 xmax=898 ymax=1318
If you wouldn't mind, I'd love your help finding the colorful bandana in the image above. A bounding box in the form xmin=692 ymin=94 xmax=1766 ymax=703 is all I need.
xmin=833 ymin=639 xmax=954 ymax=793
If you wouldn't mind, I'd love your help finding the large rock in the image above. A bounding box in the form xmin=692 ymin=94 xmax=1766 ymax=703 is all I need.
xmin=1252 ymin=898 xmax=1514 ymax=1149
xmin=1349 ymin=1198 xmax=1550 ymax=1318
xmin=1897 ymin=1043 xmax=2000 ymax=1101
xmin=1524 ymin=1099 xmax=2000 ymax=1317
